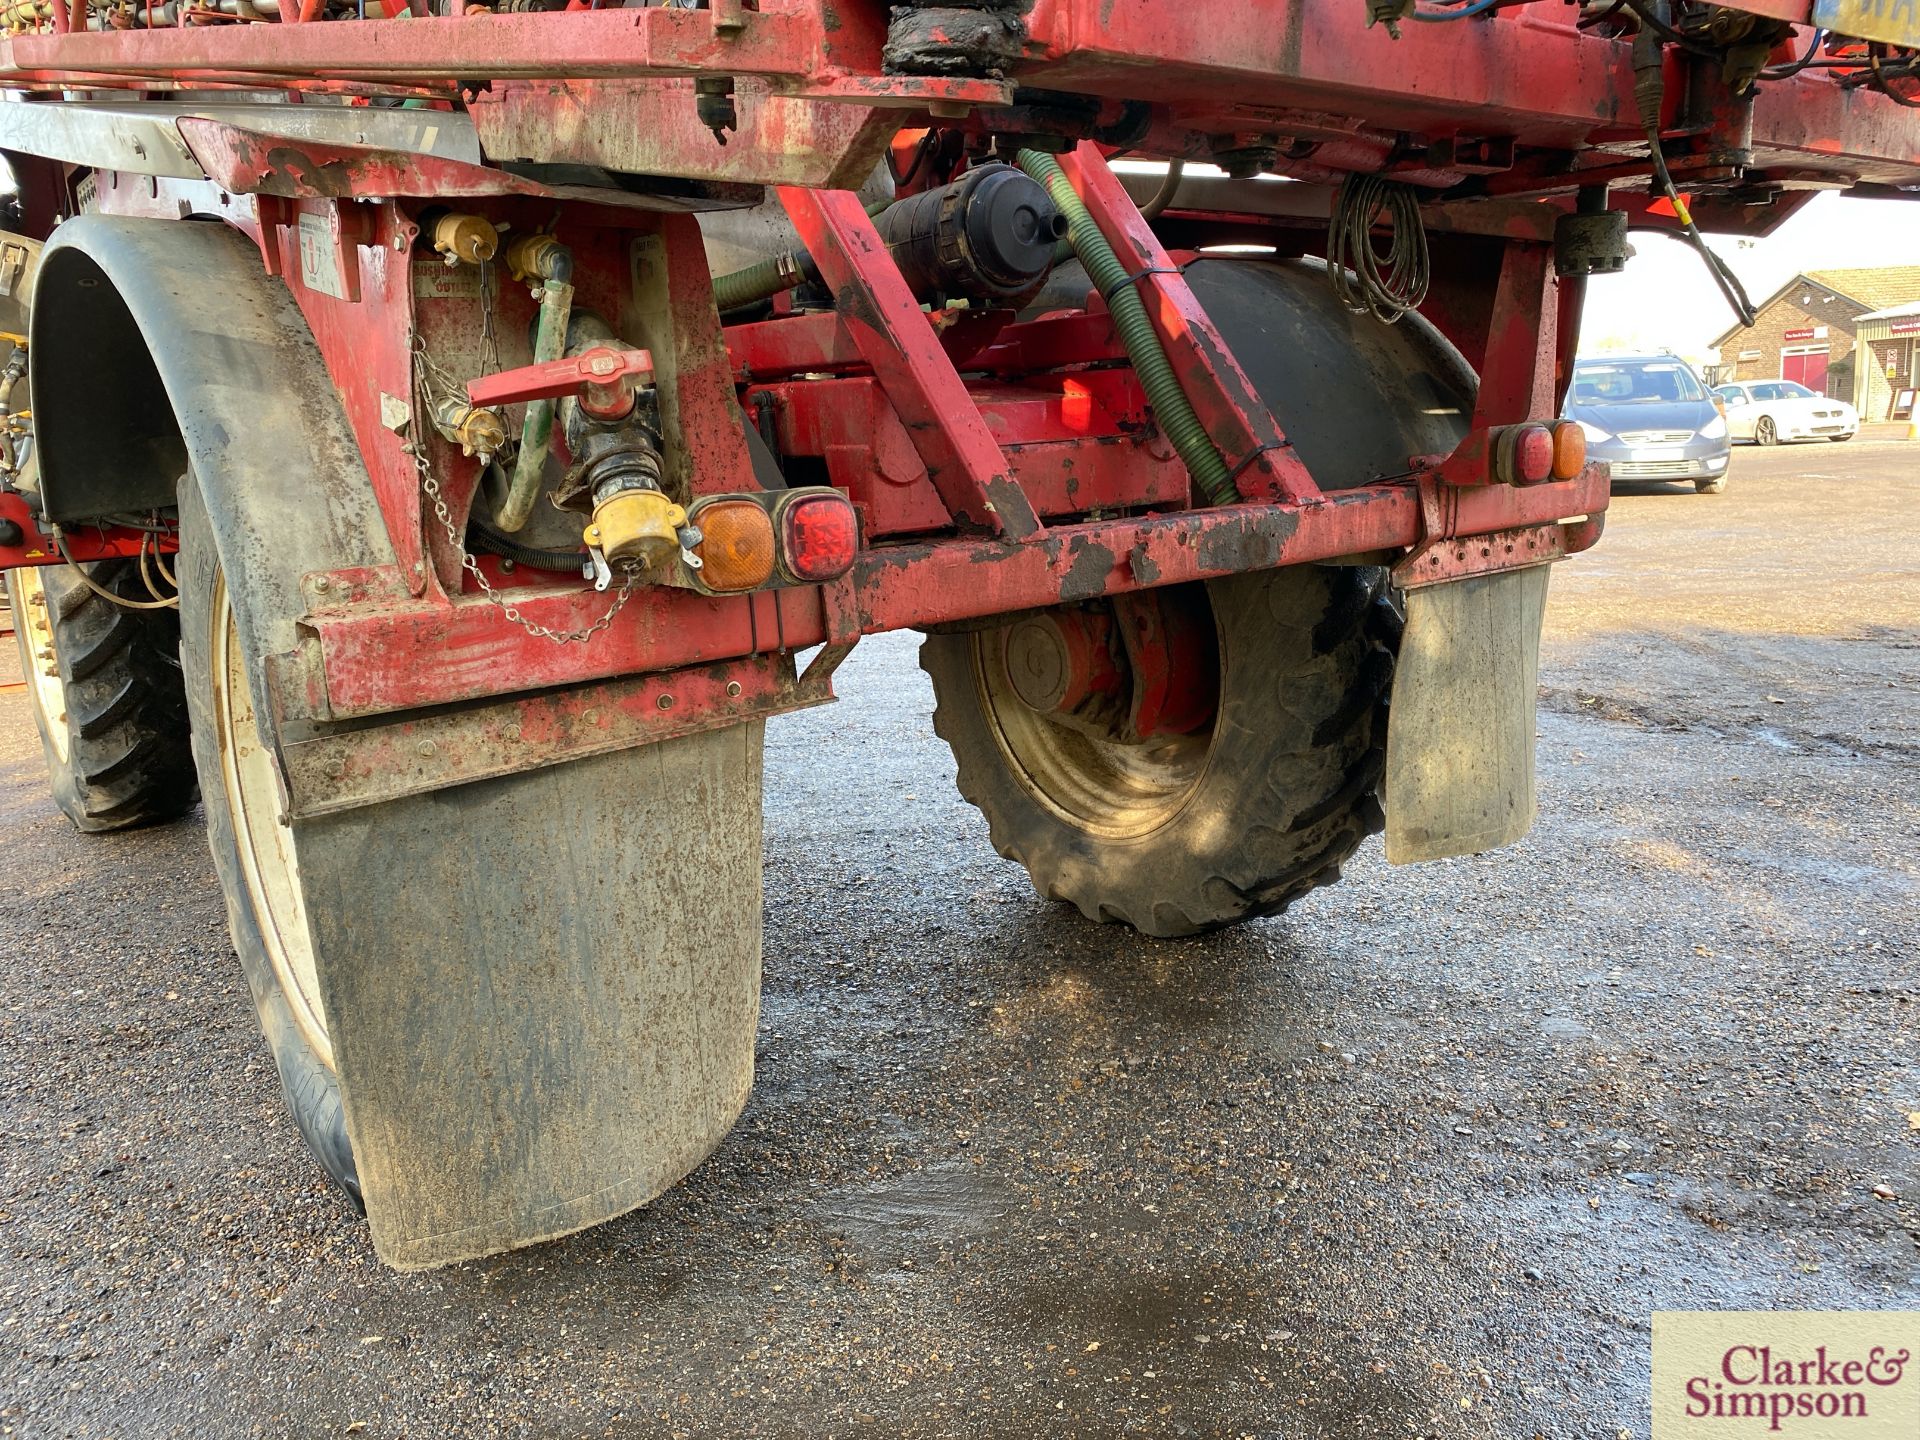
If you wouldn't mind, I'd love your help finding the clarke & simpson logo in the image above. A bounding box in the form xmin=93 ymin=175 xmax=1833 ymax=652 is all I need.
xmin=1653 ymin=1313 xmax=1920 ymax=1438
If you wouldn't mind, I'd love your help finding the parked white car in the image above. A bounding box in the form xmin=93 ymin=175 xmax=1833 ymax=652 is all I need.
xmin=1711 ymin=381 xmax=1858 ymax=445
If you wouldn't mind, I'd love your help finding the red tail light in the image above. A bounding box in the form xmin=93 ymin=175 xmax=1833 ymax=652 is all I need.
xmin=776 ymin=490 xmax=859 ymax=583
xmin=1499 ymin=423 xmax=1556 ymax=485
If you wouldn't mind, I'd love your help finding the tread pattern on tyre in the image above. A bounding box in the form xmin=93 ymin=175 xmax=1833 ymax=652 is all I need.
xmin=923 ymin=565 xmax=1399 ymax=938
xmin=171 ymin=479 xmax=363 ymax=1212
xmin=7 ymin=560 xmax=197 ymax=833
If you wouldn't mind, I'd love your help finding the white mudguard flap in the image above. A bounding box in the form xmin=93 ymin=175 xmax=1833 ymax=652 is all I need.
xmin=1384 ymin=565 xmax=1551 ymax=865
xmin=296 ymin=722 xmax=765 ymax=1270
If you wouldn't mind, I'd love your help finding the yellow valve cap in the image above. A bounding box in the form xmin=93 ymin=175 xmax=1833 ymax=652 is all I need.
xmin=431 ymin=213 xmax=499 ymax=266
xmin=588 ymin=488 xmax=686 ymax=568
xmin=692 ymin=500 xmax=776 ymax=593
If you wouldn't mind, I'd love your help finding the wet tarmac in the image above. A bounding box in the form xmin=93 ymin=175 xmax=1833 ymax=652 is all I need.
xmin=0 ymin=440 xmax=1914 ymax=1437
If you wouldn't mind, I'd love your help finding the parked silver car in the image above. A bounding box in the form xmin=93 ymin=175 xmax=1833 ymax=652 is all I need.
xmin=1566 ymin=355 xmax=1732 ymax=494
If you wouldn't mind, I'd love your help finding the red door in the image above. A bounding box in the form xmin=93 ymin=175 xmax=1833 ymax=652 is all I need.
xmin=1783 ymin=348 xmax=1830 ymax=395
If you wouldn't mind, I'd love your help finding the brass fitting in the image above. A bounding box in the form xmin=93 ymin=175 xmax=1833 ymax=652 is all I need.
xmin=505 ymin=232 xmax=570 ymax=286
xmin=585 ymin=487 xmax=688 ymax=571
xmin=430 ymin=212 xmax=500 ymax=266
xmin=429 ymin=394 xmax=508 ymax=460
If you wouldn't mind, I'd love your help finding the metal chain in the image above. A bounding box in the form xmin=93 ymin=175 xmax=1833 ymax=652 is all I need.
xmin=407 ymin=328 xmax=637 ymax=646
xmin=478 ymin=260 xmax=505 ymax=377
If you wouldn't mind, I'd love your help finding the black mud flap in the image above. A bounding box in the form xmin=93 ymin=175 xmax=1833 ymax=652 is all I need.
xmin=1383 ymin=565 xmax=1551 ymax=865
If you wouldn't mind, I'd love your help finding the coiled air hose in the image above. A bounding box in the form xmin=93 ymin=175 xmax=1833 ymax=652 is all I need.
xmin=1012 ymin=149 xmax=1236 ymax=505
xmin=1327 ymin=172 xmax=1431 ymax=324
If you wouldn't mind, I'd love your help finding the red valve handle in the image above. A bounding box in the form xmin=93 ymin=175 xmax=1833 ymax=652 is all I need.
xmin=465 ymin=346 xmax=655 ymax=408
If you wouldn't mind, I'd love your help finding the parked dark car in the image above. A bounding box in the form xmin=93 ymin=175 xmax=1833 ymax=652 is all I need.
xmin=1566 ymin=354 xmax=1732 ymax=494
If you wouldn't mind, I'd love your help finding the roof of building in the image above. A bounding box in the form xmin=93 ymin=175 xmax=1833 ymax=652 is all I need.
xmin=1803 ymin=267 xmax=1920 ymax=310
xmin=1710 ymin=266 xmax=1920 ymax=350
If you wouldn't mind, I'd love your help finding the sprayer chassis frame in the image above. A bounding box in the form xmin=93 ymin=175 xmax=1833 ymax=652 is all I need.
xmin=1 ymin=133 xmax=1610 ymax=816
xmin=6 ymin=2 xmax=1917 ymax=810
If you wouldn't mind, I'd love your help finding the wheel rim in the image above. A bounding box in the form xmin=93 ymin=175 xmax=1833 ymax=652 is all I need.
xmin=1758 ymin=417 xmax=1775 ymax=444
xmin=967 ymin=608 xmax=1217 ymax=839
xmin=211 ymin=573 xmax=333 ymax=1067
xmin=13 ymin=569 xmax=70 ymax=764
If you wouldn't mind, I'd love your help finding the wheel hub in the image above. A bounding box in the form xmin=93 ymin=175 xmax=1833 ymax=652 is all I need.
xmin=999 ymin=590 xmax=1219 ymax=745
xmin=1002 ymin=608 xmax=1125 ymax=719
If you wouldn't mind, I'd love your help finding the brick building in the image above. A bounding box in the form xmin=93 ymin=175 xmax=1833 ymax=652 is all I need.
xmin=1708 ymin=266 xmax=1920 ymax=412
xmin=1854 ymin=301 xmax=1920 ymax=423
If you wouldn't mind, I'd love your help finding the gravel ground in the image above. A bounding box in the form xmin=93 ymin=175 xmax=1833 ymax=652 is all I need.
xmin=0 ymin=440 xmax=1914 ymax=1439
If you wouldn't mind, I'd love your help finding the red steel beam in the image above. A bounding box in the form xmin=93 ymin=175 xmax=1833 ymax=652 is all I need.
xmin=4 ymin=6 xmax=819 ymax=81
xmin=779 ymin=185 xmax=1044 ymax=541
xmin=1019 ymin=0 xmax=1638 ymax=143
xmin=1017 ymin=1 xmax=1920 ymax=183
xmin=1471 ymin=241 xmax=1562 ymax=429
xmin=850 ymin=469 xmax=1605 ymax=634
xmin=1056 ymin=141 xmax=1320 ymax=505
xmin=302 ymin=467 xmax=1608 ymax=719
xmin=725 ymin=308 xmax=1130 ymax=384
xmin=278 ymin=648 xmax=825 ymax=819
xmin=178 ymin=119 xmax=557 ymax=200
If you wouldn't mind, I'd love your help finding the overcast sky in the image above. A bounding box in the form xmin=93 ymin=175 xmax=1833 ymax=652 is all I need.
xmin=1577 ymin=192 xmax=1919 ymax=363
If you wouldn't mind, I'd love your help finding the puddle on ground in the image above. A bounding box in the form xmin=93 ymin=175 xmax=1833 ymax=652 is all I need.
xmin=815 ymin=1158 xmax=1014 ymax=1250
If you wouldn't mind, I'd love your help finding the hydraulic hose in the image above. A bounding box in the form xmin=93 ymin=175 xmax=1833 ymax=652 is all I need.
xmin=1140 ymin=158 xmax=1186 ymax=221
xmin=1013 ymin=149 xmax=1235 ymax=505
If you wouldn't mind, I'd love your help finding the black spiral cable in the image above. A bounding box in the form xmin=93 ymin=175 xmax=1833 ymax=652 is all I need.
xmin=1327 ymin=172 xmax=1431 ymax=325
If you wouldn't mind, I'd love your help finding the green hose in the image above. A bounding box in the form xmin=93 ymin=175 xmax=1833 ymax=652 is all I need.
xmin=712 ymin=253 xmax=806 ymax=314
xmin=497 ymin=275 xmax=573 ymax=532
xmin=709 ymin=197 xmax=893 ymax=314
xmin=1013 ymin=149 xmax=1235 ymax=506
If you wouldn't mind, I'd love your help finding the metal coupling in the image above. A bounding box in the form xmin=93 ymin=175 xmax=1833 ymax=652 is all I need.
xmin=1364 ymin=0 xmax=1415 ymax=39
xmin=586 ymin=487 xmax=688 ymax=572
xmin=505 ymin=232 xmax=573 ymax=286
xmin=566 ymin=430 xmax=682 ymax=572
xmin=429 ymin=394 xmax=508 ymax=461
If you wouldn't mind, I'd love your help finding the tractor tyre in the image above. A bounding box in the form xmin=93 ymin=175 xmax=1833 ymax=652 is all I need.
xmin=921 ymin=255 xmax=1475 ymax=938
xmin=922 ymin=566 xmax=1399 ymax=937
xmin=172 ymin=476 xmax=361 ymax=1206
xmin=4 ymin=560 xmax=197 ymax=833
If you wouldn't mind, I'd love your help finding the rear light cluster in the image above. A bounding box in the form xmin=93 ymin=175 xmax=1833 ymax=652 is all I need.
xmin=1495 ymin=419 xmax=1586 ymax=485
xmin=683 ymin=486 xmax=860 ymax=594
